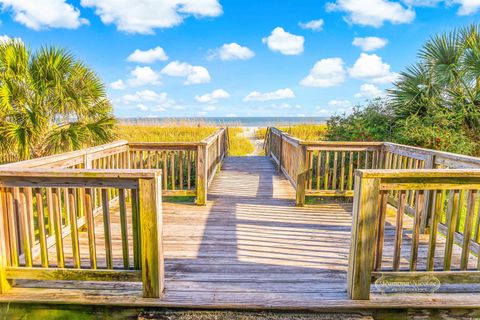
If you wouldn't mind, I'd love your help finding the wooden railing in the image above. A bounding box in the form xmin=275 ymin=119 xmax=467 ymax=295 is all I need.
xmin=265 ymin=127 xmax=383 ymax=205
xmin=265 ymin=127 xmax=480 ymax=300
xmin=0 ymin=128 xmax=229 ymax=205
xmin=0 ymin=127 xmax=228 ymax=298
xmin=265 ymin=127 xmax=480 ymax=207
xmin=348 ymin=169 xmax=480 ymax=300
xmin=0 ymin=169 xmax=163 ymax=298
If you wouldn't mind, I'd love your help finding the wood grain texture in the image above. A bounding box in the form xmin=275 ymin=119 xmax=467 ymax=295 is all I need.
xmin=1 ymin=150 xmax=480 ymax=309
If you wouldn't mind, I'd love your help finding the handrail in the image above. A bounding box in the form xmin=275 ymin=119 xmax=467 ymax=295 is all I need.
xmin=0 ymin=127 xmax=230 ymax=205
xmin=0 ymin=168 xmax=163 ymax=298
xmin=264 ymin=127 xmax=480 ymax=205
xmin=348 ymin=169 xmax=480 ymax=300
xmin=0 ymin=141 xmax=129 ymax=169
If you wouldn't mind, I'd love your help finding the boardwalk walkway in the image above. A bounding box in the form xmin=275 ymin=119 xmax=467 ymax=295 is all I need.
xmin=2 ymin=156 xmax=480 ymax=310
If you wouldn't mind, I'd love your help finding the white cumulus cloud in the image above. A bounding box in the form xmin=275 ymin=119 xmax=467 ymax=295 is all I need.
xmin=195 ymin=89 xmax=230 ymax=103
xmin=243 ymin=88 xmax=295 ymax=102
xmin=271 ymin=103 xmax=301 ymax=109
xmin=262 ymin=27 xmax=304 ymax=55
xmin=300 ymin=58 xmax=346 ymax=88
xmin=403 ymin=0 xmax=480 ymax=15
xmin=208 ymin=43 xmax=255 ymax=61
xmin=349 ymin=53 xmax=399 ymax=84
xmin=354 ymin=84 xmax=386 ymax=99
xmin=80 ymin=0 xmax=222 ymax=34
xmin=352 ymin=37 xmax=388 ymax=52
xmin=110 ymin=79 xmax=126 ymax=90
xmin=161 ymin=61 xmax=210 ymax=85
xmin=326 ymin=0 xmax=415 ymax=27
xmin=316 ymin=100 xmax=353 ymax=115
xmin=0 ymin=0 xmax=88 ymax=30
xmin=298 ymin=19 xmax=324 ymax=31
xmin=127 ymin=47 xmax=168 ymax=64
xmin=128 ymin=66 xmax=161 ymax=87
xmin=122 ymin=90 xmax=180 ymax=111
xmin=0 ymin=34 xmax=22 ymax=43
xmin=453 ymin=0 xmax=480 ymax=15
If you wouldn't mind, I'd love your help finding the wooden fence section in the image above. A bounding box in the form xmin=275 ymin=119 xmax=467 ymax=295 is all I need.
xmin=265 ymin=127 xmax=480 ymax=206
xmin=348 ymin=169 xmax=480 ymax=300
xmin=0 ymin=128 xmax=229 ymax=205
xmin=0 ymin=169 xmax=163 ymax=298
xmin=265 ymin=127 xmax=383 ymax=205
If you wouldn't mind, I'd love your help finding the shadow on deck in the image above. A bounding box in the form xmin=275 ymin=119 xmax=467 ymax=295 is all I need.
xmin=2 ymin=156 xmax=480 ymax=310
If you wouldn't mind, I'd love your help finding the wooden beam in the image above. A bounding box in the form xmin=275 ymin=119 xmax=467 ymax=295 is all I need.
xmin=139 ymin=175 xmax=164 ymax=298
xmin=196 ymin=144 xmax=207 ymax=206
xmin=371 ymin=271 xmax=480 ymax=284
xmin=295 ymin=144 xmax=307 ymax=207
xmin=5 ymin=267 xmax=141 ymax=282
xmin=347 ymin=175 xmax=380 ymax=300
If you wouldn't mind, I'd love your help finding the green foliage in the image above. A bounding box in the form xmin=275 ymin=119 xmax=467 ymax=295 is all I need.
xmin=327 ymin=99 xmax=394 ymax=142
xmin=326 ymin=23 xmax=480 ymax=156
xmin=0 ymin=40 xmax=115 ymax=162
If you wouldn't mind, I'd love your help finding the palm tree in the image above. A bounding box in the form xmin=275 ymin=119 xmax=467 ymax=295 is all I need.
xmin=0 ymin=40 xmax=115 ymax=162
xmin=389 ymin=24 xmax=480 ymax=143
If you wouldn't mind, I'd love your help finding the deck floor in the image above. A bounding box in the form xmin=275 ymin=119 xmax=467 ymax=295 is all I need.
xmin=2 ymin=156 xmax=480 ymax=310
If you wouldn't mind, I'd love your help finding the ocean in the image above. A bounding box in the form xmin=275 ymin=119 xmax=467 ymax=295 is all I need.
xmin=119 ymin=116 xmax=329 ymax=127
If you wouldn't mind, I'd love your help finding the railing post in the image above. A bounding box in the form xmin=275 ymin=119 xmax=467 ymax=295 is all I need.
xmin=0 ymin=188 xmax=10 ymax=293
xmin=296 ymin=144 xmax=307 ymax=206
xmin=216 ymin=133 xmax=221 ymax=173
xmin=196 ymin=144 xmax=207 ymax=206
xmin=278 ymin=133 xmax=283 ymax=173
xmin=421 ymin=154 xmax=435 ymax=233
xmin=139 ymin=173 xmax=164 ymax=298
xmin=347 ymin=173 xmax=380 ymax=300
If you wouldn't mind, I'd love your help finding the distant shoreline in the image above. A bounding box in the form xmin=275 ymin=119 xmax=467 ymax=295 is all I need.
xmin=118 ymin=116 xmax=329 ymax=127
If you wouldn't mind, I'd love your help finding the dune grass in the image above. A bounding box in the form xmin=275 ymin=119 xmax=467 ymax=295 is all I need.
xmin=256 ymin=124 xmax=328 ymax=141
xmin=116 ymin=124 xmax=254 ymax=156
xmin=228 ymin=127 xmax=254 ymax=156
xmin=116 ymin=124 xmax=217 ymax=142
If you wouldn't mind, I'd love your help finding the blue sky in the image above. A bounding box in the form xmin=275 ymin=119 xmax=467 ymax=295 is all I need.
xmin=0 ymin=0 xmax=479 ymax=118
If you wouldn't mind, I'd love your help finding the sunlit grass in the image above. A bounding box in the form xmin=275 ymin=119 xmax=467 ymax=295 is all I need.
xmin=228 ymin=127 xmax=254 ymax=156
xmin=116 ymin=124 xmax=254 ymax=156
xmin=116 ymin=124 xmax=218 ymax=142
xmin=256 ymin=124 xmax=328 ymax=141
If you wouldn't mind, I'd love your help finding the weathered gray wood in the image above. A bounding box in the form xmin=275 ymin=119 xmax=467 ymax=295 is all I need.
xmin=67 ymin=188 xmax=81 ymax=269
xmin=444 ymin=190 xmax=460 ymax=271
xmin=139 ymin=175 xmax=164 ymax=298
xmin=101 ymin=189 xmax=113 ymax=269
xmin=461 ymin=190 xmax=477 ymax=270
xmin=5 ymin=267 xmax=141 ymax=282
xmin=296 ymin=145 xmax=307 ymax=206
xmin=83 ymin=188 xmax=96 ymax=269
xmin=0 ymin=189 xmax=10 ymax=293
xmin=196 ymin=145 xmax=207 ymax=206
xmin=118 ymin=189 xmax=129 ymax=270
xmin=347 ymin=174 xmax=380 ymax=300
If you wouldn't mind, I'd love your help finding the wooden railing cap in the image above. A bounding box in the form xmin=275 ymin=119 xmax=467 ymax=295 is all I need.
xmin=0 ymin=140 xmax=129 ymax=169
xmin=201 ymin=127 xmax=226 ymax=146
xmin=356 ymin=169 xmax=480 ymax=178
xmin=0 ymin=168 xmax=162 ymax=179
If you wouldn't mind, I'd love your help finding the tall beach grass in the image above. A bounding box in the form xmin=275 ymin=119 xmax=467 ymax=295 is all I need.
xmin=256 ymin=124 xmax=328 ymax=141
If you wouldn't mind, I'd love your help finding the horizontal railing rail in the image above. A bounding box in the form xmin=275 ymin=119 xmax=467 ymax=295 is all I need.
xmin=0 ymin=127 xmax=229 ymax=205
xmin=265 ymin=127 xmax=480 ymax=206
xmin=0 ymin=169 xmax=163 ymax=298
xmin=348 ymin=169 xmax=480 ymax=300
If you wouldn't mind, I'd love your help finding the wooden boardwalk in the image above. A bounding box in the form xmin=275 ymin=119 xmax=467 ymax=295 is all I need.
xmin=2 ymin=156 xmax=480 ymax=310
